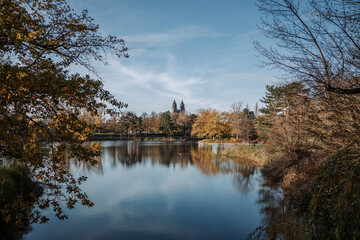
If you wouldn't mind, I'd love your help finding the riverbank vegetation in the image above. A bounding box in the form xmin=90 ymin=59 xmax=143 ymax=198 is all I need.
xmin=2 ymin=0 xmax=360 ymax=239
xmin=251 ymin=0 xmax=360 ymax=239
xmin=207 ymin=0 xmax=360 ymax=238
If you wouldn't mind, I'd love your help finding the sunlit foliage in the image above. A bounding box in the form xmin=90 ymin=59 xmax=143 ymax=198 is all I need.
xmin=191 ymin=109 xmax=231 ymax=139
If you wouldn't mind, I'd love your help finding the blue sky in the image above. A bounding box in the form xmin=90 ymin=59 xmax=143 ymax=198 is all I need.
xmin=69 ymin=0 xmax=277 ymax=114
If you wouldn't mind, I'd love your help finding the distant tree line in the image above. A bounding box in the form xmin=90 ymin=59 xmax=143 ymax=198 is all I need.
xmin=80 ymin=105 xmax=259 ymax=142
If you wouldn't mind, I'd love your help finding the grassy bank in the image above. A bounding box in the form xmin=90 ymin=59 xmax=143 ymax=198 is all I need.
xmin=221 ymin=144 xmax=267 ymax=167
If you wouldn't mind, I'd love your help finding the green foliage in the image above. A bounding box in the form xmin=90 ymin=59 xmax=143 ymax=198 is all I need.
xmin=258 ymin=83 xmax=304 ymax=142
xmin=260 ymin=85 xmax=283 ymax=116
xmin=159 ymin=111 xmax=175 ymax=137
xmin=260 ymin=82 xmax=308 ymax=116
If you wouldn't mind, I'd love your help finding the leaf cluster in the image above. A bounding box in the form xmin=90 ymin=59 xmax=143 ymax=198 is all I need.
xmin=0 ymin=0 xmax=128 ymax=225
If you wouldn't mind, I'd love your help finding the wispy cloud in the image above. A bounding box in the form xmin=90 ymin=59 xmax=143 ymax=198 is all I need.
xmin=235 ymin=30 xmax=259 ymax=39
xmin=124 ymin=26 xmax=225 ymax=47
xmin=97 ymin=56 xmax=212 ymax=114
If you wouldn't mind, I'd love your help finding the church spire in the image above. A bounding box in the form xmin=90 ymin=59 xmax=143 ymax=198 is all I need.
xmin=171 ymin=99 xmax=178 ymax=114
xmin=171 ymin=99 xmax=185 ymax=114
xmin=179 ymin=99 xmax=185 ymax=112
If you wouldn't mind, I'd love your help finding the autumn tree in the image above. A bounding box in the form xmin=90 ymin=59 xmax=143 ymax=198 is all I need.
xmin=257 ymin=75 xmax=360 ymax=239
xmin=191 ymin=109 xmax=231 ymax=139
xmin=79 ymin=107 xmax=106 ymax=133
xmin=118 ymin=112 xmax=142 ymax=137
xmin=142 ymin=111 xmax=159 ymax=134
xmin=0 ymin=162 xmax=41 ymax=239
xmin=103 ymin=112 xmax=120 ymax=133
xmin=141 ymin=112 xmax=151 ymax=133
xmin=0 ymin=0 xmax=128 ymax=224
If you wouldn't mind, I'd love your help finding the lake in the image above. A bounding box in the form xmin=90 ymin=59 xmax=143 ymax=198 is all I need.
xmin=24 ymin=141 xmax=276 ymax=240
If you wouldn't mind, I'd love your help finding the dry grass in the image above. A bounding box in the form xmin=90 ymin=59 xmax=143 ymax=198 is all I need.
xmin=222 ymin=144 xmax=267 ymax=167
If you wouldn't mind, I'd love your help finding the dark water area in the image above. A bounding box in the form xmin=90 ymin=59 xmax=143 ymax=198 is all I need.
xmin=22 ymin=141 xmax=287 ymax=240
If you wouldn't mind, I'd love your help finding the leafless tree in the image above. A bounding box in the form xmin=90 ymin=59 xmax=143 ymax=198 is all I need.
xmin=255 ymin=0 xmax=360 ymax=94
xmin=230 ymin=101 xmax=243 ymax=140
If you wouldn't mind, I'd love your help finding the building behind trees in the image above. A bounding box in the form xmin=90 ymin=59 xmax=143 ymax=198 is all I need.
xmin=171 ymin=100 xmax=185 ymax=114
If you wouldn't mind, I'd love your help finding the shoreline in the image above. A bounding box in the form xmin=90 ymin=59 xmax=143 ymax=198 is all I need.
xmin=89 ymin=136 xmax=268 ymax=168
xmin=88 ymin=133 xmax=201 ymax=142
xmin=221 ymin=144 xmax=267 ymax=167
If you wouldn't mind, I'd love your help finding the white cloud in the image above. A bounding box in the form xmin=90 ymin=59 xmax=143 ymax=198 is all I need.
xmin=124 ymin=26 xmax=225 ymax=47
xmin=96 ymin=56 xmax=213 ymax=113
xmin=235 ymin=30 xmax=259 ymax=40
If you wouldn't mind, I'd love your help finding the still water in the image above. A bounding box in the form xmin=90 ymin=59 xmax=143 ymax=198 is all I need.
xmin=24 ymin=141 xmax=274 ymax=240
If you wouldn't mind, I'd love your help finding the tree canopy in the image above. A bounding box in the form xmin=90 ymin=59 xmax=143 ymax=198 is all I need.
xmin=191 ymin=109 xmax=231 ymax=139
xmin=0 ymin=0 xmax=128 ymax=224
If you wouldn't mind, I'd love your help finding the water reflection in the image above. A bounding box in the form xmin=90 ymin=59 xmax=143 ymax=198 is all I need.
xmin=192 ymin=144 xmax=257 ymax=196
xmin=0 ymin=163 xmax=41 ymax=240
xmin=23 ymin=141 xmax=304 ymax=240
xmin=83 ymin=141 xmax=196 ymax=169
xmin=66 ymin=141 xmax=258 ymax=196
xmin=249 ymin=184 xmax=308 ymax=240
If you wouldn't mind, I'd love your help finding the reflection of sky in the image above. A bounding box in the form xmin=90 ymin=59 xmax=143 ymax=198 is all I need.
xmin=25 ymin=141 xmax=262 ymax=240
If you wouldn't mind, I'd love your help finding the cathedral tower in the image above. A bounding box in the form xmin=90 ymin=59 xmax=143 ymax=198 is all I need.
xmin=171 ymin=100 xmax=185 ymax=114
xmin=179 ymin=100 xmax=185 ymax=113
xmin=171 ymin=100 xmax=178 ymax=114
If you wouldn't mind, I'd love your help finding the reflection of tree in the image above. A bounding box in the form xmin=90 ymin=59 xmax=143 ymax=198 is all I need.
xmin=248 ymin=185 xmax=308 ymax=240
xmin=62 ymin=141 xmax=195 ymax=172
xmin=158 ymin=143 xmax=176 ymax=166
xmin=191 ymin=145 xmax=224 ymax=176
xmin=63 ymin=149 xmax=103 ymax=175
xmin=117 ymin=141 xmax=144 ymax=167
xmin=192 ymin=145 xmax=257 ymax=195
xmin=0 ymin=163 xmax=42 ymax=240
xmin=232 ymin=160 xmax=257 ymax=195
xmin=62 ymin=142 xmax=259 ymax=197
xmin=102 ymin=141 xmax=195 ymax=169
